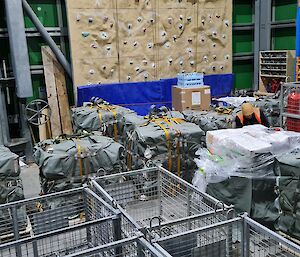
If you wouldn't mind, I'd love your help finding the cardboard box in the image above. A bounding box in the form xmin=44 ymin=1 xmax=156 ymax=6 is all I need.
xmin=172 ymin=86 xmax=211 ymax=112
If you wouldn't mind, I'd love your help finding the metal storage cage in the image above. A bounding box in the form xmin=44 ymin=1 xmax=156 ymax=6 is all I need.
xmin=153 ymin=216 xmax=300 ymax=257
xmin=65 ymin=237 xmax=169 ymax=257
xmin=91 ymin=166 xmax=234 ymax=239
xmin=0 ymin=187 xmax=139 ymax=257
xmin=280 ymin=82 xmax=300 ymax=132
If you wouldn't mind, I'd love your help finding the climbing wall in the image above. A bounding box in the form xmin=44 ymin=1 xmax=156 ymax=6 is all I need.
xmin=66 ymin=0 xmax=232 ymax=91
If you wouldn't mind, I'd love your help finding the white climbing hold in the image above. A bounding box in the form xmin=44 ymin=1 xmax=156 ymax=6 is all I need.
xmin=161 ymin=31 xmax=167 ymax=37
xmin=129 ymin=60 xmax=133 ymax=65
xmin=144 ymin=73 xmax=149 ymax=79
xmin=187 ymin=16 xmax=192 ymax=22
xmin=110 ymin=69 xmax=114 ymax=73
xmin=143 ymin=59 xmax=148 ymax=65
xmin=147 ymin=42 xmax=153 ymax=49
xmin=133 ymin=41 xmax=138 ymax=47
xmin=88 ymin=17 xmax=93 ymax=23
xmin=102 ymin=65 xmax=106 ymax=70
xmin=179 ymin=15 xmax=183 ymax=20
xmin=152 ymin=63 xmax=156 ymax=68
xmin=165 ymin=42 xmax=170 ymax=48
xmin=127 ymin=75 xmax=131 ymax=80
xmin=178 ymin=23 xmax=183 ymax=30
xmin=89 ymin=69 xmax=95 ymax=75
xmin=135 ymin=67 xmax=140 ymax=72
xmin=106 ymin=46 xmax=111 ymax=51
xmin=128 ymin=23 xmax=133 ymax=29
xmin=82 ymin=32 xmax=90 ymax=38
xmin=190 ymin=60 xmax=195 ymax=66
xmin=137 ymin=17 xmax=143 ymax=22
xmin=76 ymin=14 xmax=81 ymax=21
xmin=100 ymin=32 xmax=109 ymax=39
xmin=179 ymin=60 xmax=184 ymax=66
xmin=168 ymin=17 xmax=173 ymax=24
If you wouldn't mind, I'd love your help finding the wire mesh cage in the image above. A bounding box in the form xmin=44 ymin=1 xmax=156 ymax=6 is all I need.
xmin=154 ymin=216 xmax=300 ymax=257
xmin=280 ymin=82 xmax=300 ymax=132
xmin=64 ymin=237 xmax=168 ymax=257
xmin=0 ymin=187 xmax=139 ymax=257
xmin=91 ymin=167 xmax=233 ymax=239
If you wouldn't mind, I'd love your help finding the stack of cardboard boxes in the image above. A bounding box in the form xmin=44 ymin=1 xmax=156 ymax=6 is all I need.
xmin=172 ymin=73 xmax=211 ymax=111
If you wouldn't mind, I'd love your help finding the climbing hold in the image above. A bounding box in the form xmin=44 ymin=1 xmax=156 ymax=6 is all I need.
xmin=147 ymin=42 xmax=153 ymax=49
xmin=76 ymin=14 xmax=81 ymax=22
xmin=150 ymin=18 xmax=155 ymax=23
xmin=102 ymin=66 xmax=106 ymax=70
xmin=90 ymin=42 xmax=98 ymax=49
xmin=127 ymin=75 xmax=131 ymax=80
xmin=216 ymin=14 xmax=221 ymax=18
xmin=168 ymin=17 xmax=173 ymax=24
xmin=133 ymin=41 xmax=138 ymax=47
xmin=152 ymin=63 xmax=156 ymax=68
xmin=222 ymin=34 xmax=226 ymax=39
xmin=144 ymin=73 xmax=149 ymax=79
xmin=225 ymin=54 xmax=230 ymax=60
xmin=187 ymin=16 xmax=192 ymax=22
xmin=186 ymin=48 xmax=192 ymax=53
xmin=212 ymin=55 xmax=217 ymax=60
xmin=220 ymin=65 xmax=224 ymax=70
xmin=203 ymin=56 xmax=208 ymax=62
xmin=143 ymin=59 xmax=148 ymax=65
xmin=143 ymin=27 xmax=147 ymax=33
xmin=179 ymin=15 xmax=183 ymax=20
xmin=161 ymin=31 xmax=167 ymax=37
xmin=103 ymin=16 xmax=109 ymax=23
xmin=124 ymin=41 xmax=128 ymax=45
xmin=82 ymin=32 xmax=90 ymax=38
xmin=128 ymin=23 xmax=133 ymax=29
xmin=100 ymin=32 xmax=109 ymax=40
xmin=188 ymin=38 xmax=193 ymax=43
xmin=137 ymin=17 xmax=143 ymax=22
xmin=168 ymin=58 xmax=173 ymax=64
xmin=212 ymin=43 xmax=216 ymax=48
xmin=89 ymin=69 xmax=95 ymax=75
xmin=212 ymin=31 xmax=217 ymax=37
xmin=178 ymin=23 xmax=183 ymax=30
xmin=173 ymin=35 xmax=177 ymax=41
xmin=224 ymin=20 xmax=230 ymax=27
xmin=110 ymin=69 xmax=114 ymax=73
xmin=190 ymin=60 xmax=195 ymax=66
xmin=212 ymin=66 xmax=216 ymax=71
xmin=165 ymin=42 xmax=170 ymax=48
xmin=88 ymin=17 xmax=93 ymax=23
xmin=135 ymin=67 xmax=140 ymax=72
xmin=129 ymin=60 xmax=134 ymax=65
xmin=179 ymin=60 xmax=184 ymax=66
xmin=106 ymin=46 xmax=111 ymax=51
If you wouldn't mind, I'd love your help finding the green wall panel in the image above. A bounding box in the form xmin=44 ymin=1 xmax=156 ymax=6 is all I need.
xmin=272 ymin=28 xmax=296 ymax=50
xmin=27 ymin=37 xmax=61 ymax=65
xmin=233 ymin=31 xmax=254 ymax=54
xmin=233 ymin=60 xmax=254 ymax=89
xmin=24 ymin=0 xmax=59 ymax=28
xmin=27 ymin=74 xmax=45 ymax=102
xmin=273 ymin=0 xmax=297 ymax=21
xmin=233 ymin=0 xmax=253 ymax=24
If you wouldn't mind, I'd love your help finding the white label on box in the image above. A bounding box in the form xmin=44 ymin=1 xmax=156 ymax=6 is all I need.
xmin=204 ymin=89 xmax=211 ymax=94
xmin=192 ymin=92 xmax=201 ymax=105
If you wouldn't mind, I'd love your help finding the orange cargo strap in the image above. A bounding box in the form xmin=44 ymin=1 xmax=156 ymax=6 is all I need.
xmin=237 ymin=108 xmax=262 ymax=125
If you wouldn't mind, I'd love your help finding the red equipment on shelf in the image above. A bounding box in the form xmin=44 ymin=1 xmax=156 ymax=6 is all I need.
xmin=287 ymin=92 xmax=300 ymax=132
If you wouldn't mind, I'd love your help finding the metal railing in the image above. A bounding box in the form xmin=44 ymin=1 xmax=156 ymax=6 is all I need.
xmin=0 ymin=187 xmax=138 ymax=257
xmin=91 ymin=166 xmax=233 ymax=239
xmin=153 ymin=215 xmax=300 ymax=257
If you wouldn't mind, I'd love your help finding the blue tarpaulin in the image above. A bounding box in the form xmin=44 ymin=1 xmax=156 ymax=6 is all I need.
xmin=77 ymin=74 xmax=234 ymax=115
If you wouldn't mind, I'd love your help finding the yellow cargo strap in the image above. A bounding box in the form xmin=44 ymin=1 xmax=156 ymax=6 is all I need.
xmin=93 ymin=104 xmax=118 ymax=141
xmin=76 ymin=142 xmax=83 ymax=179
xmin=153 ymin=119 xmax=172 ymax=171
xmin=97 ymin=110 xmax=103 ymax=126
xmin=111 ymin=109 xmax=118 ymax=141
xmin=127 ymin=140 xmax=132 ymax=170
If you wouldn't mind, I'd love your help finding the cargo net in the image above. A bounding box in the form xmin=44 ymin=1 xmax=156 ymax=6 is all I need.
xmin=63 ymin=238 xmax=164 ymax=257
xmin=157 ymin=217 xmax=300 ymax=257
xmin=0 ymin=188 xmax=138 ymax=257
xmin=281 ymin=83 xmax=300 ymax=133
xmin=94 ymin=168 xmax=230 ymax=234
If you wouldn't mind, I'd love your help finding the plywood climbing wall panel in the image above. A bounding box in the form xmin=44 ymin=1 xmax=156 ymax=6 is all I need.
xmin=66 ymin=0 xmax=232 ymax=93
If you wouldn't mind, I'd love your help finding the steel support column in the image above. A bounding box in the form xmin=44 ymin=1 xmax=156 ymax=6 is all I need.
xmin=4 ymin=0 xmax=33 ymax=98
xmin=253 ymin=0 xmax=272 ymax=91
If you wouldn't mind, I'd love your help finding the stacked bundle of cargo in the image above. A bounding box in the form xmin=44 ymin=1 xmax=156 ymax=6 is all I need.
xmin=33 ymin=132 xmax=126 ymax=194
xmin=126 ymin=107 xmax=204 ymax=182
xmin=183 ymin=110 xmax=234 ymax=145
xmin=72 ymin=97 xmax=136 ymax=142
xmin=0 ymin=146 xmax=23 ymax=204
xmin=193 ymin=125 xmax=300 ymax=228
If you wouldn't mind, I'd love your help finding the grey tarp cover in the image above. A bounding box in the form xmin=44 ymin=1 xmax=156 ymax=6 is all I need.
xmin=0 ymin=146 xmax=20 ymax=178
xmin=72 ymin=105 xmax=135 ymax=142
xmin=128 ymin=117 xmax=204 ymax=182
xmin=33 ymin=133 xmax=125 ymax=193
xmin=275 ymin=148 xmax=300 ymax=176
xmin=274 ymin=148 xmax=300 ymax=239
xmin=276 ymin=176 xmax=300 ymax=239
xmin=253 ymin=98 xmax=280 ymax=127
xmin=183 ymin=111 xmax=234 ymax=145
xmin=207 ymin=176 xmax=278 ymax=228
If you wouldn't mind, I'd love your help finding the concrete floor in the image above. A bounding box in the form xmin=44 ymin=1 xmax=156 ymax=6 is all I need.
xmin=19 ymin=163 xmax=41 ymax=198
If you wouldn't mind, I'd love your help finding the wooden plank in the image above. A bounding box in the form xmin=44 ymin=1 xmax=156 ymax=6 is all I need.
xmin=38 ymin=108 xmax=50 ymax=141
xmin=42 ymin=46 xmax=73 ymax=136
xmin=54 ymin=63 xmax=73 ymax=135
xmin=42 ymin=46 xmax=62 ymax=137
